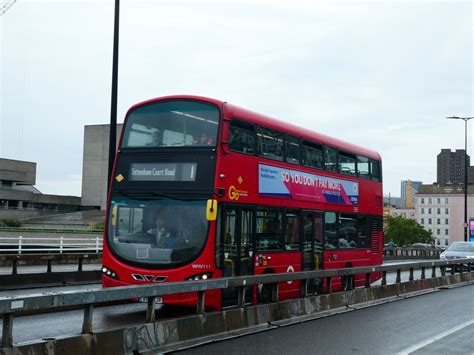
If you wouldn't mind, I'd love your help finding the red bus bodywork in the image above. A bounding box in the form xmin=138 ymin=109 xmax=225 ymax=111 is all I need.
xmin=102 ymin=95 xmax=383 ymax=309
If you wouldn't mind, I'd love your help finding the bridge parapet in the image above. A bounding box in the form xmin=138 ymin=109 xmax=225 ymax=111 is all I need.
xmin=0 ymin=258 xmax=472 ymax=352
xmin=383 ymin=247 xmax=441 ymax=260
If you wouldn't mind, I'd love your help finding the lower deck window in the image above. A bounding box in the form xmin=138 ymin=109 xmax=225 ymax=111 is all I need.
xmin=326 ymin=212 xmax=371 ymax=249
xmin=256 ymin=209 xmax=283 ymax=251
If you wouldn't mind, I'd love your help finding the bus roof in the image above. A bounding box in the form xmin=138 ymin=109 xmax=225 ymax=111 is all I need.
xmin=130 ymin=95 xmax=381 ymax=161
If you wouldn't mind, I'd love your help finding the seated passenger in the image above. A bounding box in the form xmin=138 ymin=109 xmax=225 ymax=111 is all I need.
xmin=193 ymin=132 xmax=213 ymax=145
xmin=147 ymin=130 xmax=163 ymax=146
xmin=229 ymin=129 xmax=244 ymax=151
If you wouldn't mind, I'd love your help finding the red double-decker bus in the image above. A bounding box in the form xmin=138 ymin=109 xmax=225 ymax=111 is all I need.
xmin=102 ymin=95 xmax=383 ymax=309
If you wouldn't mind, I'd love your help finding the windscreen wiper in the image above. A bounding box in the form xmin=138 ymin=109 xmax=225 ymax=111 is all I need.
xmin=150 ymin=191 xmax=195 ymax=201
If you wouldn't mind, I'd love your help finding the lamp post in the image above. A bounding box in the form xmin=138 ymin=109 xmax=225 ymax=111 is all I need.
xmin=108 ymin=0 xmax=120 ymax=195
xmin=446 ymin=116 xmax=474 ymax=242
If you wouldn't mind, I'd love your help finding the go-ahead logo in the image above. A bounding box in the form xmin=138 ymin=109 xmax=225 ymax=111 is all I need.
xmin=229 ymin=185 xmax=248 ymax=200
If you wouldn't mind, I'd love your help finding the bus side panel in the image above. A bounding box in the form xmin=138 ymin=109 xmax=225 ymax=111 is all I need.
xmin=254 ymin=252 xmax=302 ymax=301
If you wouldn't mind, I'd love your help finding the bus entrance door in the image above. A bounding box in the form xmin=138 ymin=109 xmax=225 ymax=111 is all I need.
xmin=302 ymin=212 xmax=324 ymax=293
xmin=222 ymin=206 xmax=254 ymax=306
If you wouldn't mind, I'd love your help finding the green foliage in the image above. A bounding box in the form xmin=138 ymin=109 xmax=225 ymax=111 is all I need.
xmin=2 ymin=219 xmax=22 ymax=227
xmin=94 ymin=221 xmax=104 ymax=230
xmin=385 ymin=216 xmax=433 ymax=247
xmin=89 ymin=220 xmax=104 ymax=230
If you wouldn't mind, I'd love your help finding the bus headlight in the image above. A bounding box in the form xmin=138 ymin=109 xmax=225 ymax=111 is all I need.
xmin=186 ymin=273 xmax=212 ymax=281
xmin=102 ymin=266 xmax=119 ymax=280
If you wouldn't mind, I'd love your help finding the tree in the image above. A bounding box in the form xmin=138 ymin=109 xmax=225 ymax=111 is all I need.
xmin=384 ymin=216 xmax=433 ymax=247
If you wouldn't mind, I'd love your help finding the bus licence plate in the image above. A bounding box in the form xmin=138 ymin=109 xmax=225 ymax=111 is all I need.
xmin=139 ymin=297 xmax=163 ymax=303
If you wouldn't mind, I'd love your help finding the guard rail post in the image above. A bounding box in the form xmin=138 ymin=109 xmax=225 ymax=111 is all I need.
xmin=441 ymin=266 xmax=446 ymax=276
xmin=1 ymin=313 xmax=13 ymax=347
xmin=196 ymin=291 xmax=205 ymax=314
xmin=95 ymin=237 xmax=100 ymax=253
xmin=59 ymin=236 xmax=64 ymax=254
xmin=146 ymin=297 xmax=157 ymax=323
xmin=271 ymin=283 xmax=279 ymax=302
xmin=365 ymin=273 xmax=371 ymax=288
xmin=409 ymin=268 xmax=414 ymax=281
xmin=300 ymin=279 xmax=308 ymax=298
xmin=326 ymin=277 xmax=332 ymax=293
xmin=237 ymin=286 xmax=246 ymax=307
xmin=12 ymin=259 xmax=18 ymax=275
xmin=47 ymin=259 xmax=52 ymax=273
xmin=421 ymin=267 xmax=426 ymax=279
xmin=431 ymin=266 xmax=436 ymax=278
xmin=82 ymin=304 xmax=94 ymax=334
xmin=78 ymin=257 xmax=83 ymax=272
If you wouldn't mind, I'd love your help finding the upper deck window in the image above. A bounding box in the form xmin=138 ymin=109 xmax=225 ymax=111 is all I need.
xmin=324 ymin=146 xmax=338 ymax=172
xmin=339 ymin=152 xmax=356 ymax=176
xmin=285 ymin=135 xmax=300 ymax=164
xmin=357 ymin=156 xmax=370 ymax=179
xmin=302 ymin=141 xmax=323 ymax=169
xmin=370 ymin=159 xmax=381 ymax=181
xmin=229 ymin=120 xmax=255 ymax=154
xmin=121 ymin=100 xmax=219 ymax=148
xmin=257 ymin=127 xmax=283 ymax=161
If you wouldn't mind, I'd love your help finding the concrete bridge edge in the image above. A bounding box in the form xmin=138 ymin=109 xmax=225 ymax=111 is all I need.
xmin=1 ymin=273 xmax=472 ymax=355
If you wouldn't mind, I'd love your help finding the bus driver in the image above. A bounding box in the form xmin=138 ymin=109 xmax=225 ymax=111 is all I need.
xmin=148 ymin=216 xmax=175 ymax=248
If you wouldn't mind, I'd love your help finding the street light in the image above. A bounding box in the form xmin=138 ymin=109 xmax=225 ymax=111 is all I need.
xmin=108 ymin=0 xmax=120 ymax=195
xmin=446 ymin=115 xmax=474 ymax=242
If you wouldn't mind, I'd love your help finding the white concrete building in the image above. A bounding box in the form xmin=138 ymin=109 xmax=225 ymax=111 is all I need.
xmin=415 ymin=184 xmax=474 ymax=247
xmin=81 ymin=124 xmax=122 ymax=210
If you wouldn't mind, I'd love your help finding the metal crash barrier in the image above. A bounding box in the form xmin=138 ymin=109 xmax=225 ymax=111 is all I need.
xmin=383 ymin=247 xmax=442 ymax=259
xmin=0 ymin=253 xmax=102 ymax=291
xmin=0 ymin=258 xmax=472 ymax=351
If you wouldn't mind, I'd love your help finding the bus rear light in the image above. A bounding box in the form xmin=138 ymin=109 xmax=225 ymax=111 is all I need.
xmin=186 ymin=272 xmax=212 ymax=281
xmin=102 ymin=266 xmax=119 ymax=280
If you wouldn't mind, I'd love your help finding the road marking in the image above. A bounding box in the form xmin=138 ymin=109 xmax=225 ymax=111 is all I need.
xmin=398 ymin=319 xmax=474 ymax=355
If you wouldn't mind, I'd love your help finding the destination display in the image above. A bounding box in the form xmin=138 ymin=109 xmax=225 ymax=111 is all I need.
xmin=259 ymin=164 xmax=359 ymax=206
xmin=129 ymin=162 xmax=197 ymax=182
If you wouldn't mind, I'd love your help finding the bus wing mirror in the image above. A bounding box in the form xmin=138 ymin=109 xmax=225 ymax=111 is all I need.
xmin=206 ymin=199 xmax=218 ymax=221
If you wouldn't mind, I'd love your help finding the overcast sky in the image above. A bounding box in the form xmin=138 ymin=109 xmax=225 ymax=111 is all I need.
xmin=1 ymin=0 xmax=473 ymax=198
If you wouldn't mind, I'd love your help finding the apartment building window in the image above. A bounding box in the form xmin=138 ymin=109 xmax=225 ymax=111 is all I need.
xmin=428 ymin=198 xmax=432 ymax=204
xmin=428 ymin=218 xmax=432 ymax=225
xmin=445 ymin=208 xmax=449 ymax=214
xmin=445 ymin=219 xmax=449 ymax=224
xmin=437 ymin=219 xmax=441 ymax=225
xmin=421 ymin=198 xmax=425 ymax=204
xmin=436 ymin=229 xmax=440 ymax=235
xmin=437 ymin=198 xmax=441 ymax=204
xmin=445 ymin=229 xmax=449 ymax=236
xmin=444 ymin=240 xmax=448 ymax=246
xmin=421 ymin=208 xmax=425 ymax=214
xmin=428 ymin=208 xmax=432 ymax=214
xmin=445 ymin=198 xmax=449 ymax=204
xmin=436 ymin=239 xmax=441 ymax=246
xmin=437 ymin=208 xmax=441 ymax=214
xmin=420 ymin=218 xmax=425 ymax=224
